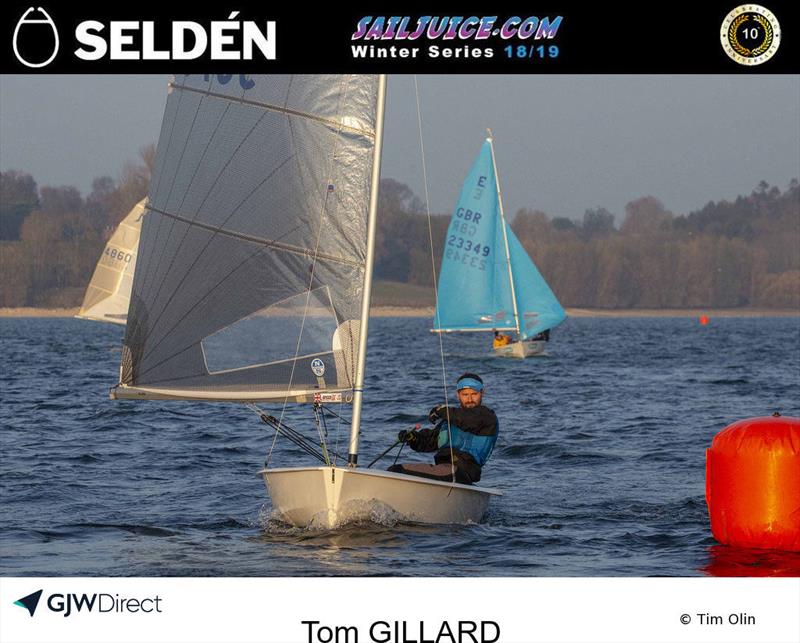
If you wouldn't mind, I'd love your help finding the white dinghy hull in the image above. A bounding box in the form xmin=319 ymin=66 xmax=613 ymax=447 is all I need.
xmin=493 ymin=339 xmax=546 ymax=358
xmin=261 ymin=466 xmax=501 ymax=529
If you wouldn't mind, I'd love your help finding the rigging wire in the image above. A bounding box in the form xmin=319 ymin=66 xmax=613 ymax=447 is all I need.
xmin=414 ymin=75 xmax=456 ymax=483
xmin=247 ymin=403 xmax=327 ymax=464
xmin=268 ymin=75 xmax=354 ymax=468
xmin=320 ymin=403 xmax=346 ymax=466
xmin=312 ymin=403 xmax=332 ymax=466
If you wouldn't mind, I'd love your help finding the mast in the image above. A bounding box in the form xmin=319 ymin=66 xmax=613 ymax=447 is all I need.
xmin=487 ymin=130 xmax=520 ymax=337
xmin=348 ymin=74 xmax=387 ymax=466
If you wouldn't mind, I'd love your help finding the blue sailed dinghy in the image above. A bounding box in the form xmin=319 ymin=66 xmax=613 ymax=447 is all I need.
xmin=432 ymin=134 xmax=566 ymax=357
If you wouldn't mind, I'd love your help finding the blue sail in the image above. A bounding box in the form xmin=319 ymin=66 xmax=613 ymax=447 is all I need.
xmin=506 ymin=224 xmax=567 ymax=339
xmin=434 ymin=137 xmax=566 ymax=339
xmin=433 ymin=141 xmax=516 ymax=332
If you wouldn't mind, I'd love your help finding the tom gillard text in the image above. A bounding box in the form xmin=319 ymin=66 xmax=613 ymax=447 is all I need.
xmin=302 ymin=620 xmax=501 ymax=643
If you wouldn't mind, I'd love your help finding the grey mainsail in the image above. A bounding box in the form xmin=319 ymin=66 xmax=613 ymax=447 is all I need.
xmin=114 ymin=75 xmax=380 ymax=402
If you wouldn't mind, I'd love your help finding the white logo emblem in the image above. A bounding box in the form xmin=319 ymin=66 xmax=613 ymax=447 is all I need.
xmin=13 ymin=7 xmax=60 ymax=68
xmin=720 ymin=5 xmax=781 ymax=66
xmin=311 ymin=358 xmax=325 ymax=377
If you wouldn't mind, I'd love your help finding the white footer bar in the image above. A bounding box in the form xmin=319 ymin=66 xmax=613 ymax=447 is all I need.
xmin=1 ymin=577 xmax=798 ymax=643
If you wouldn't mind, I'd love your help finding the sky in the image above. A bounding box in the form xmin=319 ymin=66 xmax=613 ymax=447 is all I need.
xmin=1 ymin=74 xmax=798 ymax=222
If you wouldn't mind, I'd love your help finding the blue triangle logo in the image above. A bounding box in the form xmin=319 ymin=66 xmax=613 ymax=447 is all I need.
xmin=14 ymin=590 xmax=43 ymax=617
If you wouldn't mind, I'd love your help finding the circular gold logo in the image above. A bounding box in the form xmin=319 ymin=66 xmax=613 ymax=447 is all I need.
xmin=721 ymin=5 xmax=781 ymax=65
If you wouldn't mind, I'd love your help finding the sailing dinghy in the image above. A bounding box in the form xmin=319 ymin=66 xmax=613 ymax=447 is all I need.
xmin=76 ymin=199 xmax=145 ymax=325
xmin=110 ymin=74 xmax=500 ymax=529
xmin=432 ymin=134 xmax=566 ymax=357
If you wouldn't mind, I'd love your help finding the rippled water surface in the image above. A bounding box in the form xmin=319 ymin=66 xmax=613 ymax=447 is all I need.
xmin=1 ymin=316 xmax=799 ymax=576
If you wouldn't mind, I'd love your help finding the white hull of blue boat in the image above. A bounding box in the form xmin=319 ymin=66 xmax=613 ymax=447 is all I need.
xmin=261 ymin=466 xmax=501 ymax=529
xmin=493 ymin=339 xmax=546 ymax=358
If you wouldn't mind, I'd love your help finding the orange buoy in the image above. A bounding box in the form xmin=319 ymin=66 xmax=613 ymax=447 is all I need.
xmin=699 ymin=315 xmax=709 ymax=325
xmin=706 ymin=414 xmax=800 ymax=551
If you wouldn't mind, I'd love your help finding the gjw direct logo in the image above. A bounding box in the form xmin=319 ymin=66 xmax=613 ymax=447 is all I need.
xmin=14 ymin=590 xmax=43 ymax=617
xmin=14 ymin=589 xmax=163 ymax=617
xmin=11 ymin=6 xmax=276 ymax=68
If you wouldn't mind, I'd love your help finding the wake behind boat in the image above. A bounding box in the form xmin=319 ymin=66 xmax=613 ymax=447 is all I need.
xmin=110 ymin=74 xmax=499 ymax=529
xmin=432 ymin=134 xmax=566 ymax=357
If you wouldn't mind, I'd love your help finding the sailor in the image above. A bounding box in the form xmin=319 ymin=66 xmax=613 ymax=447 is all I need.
xmin=493 ymin=330 xmax=512 ymax=348
xmin=388 ymin=373 xmax=498 ymax=484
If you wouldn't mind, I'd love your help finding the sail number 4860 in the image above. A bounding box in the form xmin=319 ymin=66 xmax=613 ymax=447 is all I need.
xmin=104 ymin=247 xmax=132 ymax=263
xmin=447 ymin=236 xmax=490 ymax=256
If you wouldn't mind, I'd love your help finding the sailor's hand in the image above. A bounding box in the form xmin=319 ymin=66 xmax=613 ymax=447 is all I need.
xmin=397 ymin=429 xmax=416 ymax=444
xmin=428 ymin=405 xmax=446 ymax=424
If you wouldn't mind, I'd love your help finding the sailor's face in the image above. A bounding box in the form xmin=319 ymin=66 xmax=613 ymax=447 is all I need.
xmin=457 ymin=387 xmax=482 ymax=408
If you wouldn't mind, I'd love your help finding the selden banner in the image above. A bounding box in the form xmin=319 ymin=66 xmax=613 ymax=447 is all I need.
xmin=1 ymin=1 xmax=798 ymax=72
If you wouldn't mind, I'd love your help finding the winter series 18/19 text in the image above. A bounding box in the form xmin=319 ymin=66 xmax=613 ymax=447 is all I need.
xmin=351 ymin=45 xmax=493 ymax=59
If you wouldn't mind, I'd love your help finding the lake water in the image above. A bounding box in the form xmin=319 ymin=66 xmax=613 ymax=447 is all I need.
xmin=1 ymin=316 xmax=799 ymax=576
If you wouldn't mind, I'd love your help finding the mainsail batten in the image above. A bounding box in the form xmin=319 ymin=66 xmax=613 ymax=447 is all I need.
xmin=146 ymin=204 xmax=363 ymax=268
xmin=119 ymin=75 xmax=379 ymax=402
xmin=169 ymin=81 xmax=377 ymax=139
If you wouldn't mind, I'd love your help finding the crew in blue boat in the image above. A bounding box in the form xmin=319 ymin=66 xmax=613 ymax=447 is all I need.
xmin=388 ymin=373 xmax=498 ymax=484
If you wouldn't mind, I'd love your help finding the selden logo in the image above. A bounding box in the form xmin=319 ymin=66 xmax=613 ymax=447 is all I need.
xmin=12 ymin=7 xmax=59 ymax=68
xmin=10 ymin=8 xmax=276 ymax=68
xmin=14 ymin=590 xmax=43 ymax=617
xmin=13 ymin=590 xmax=163 ymax=618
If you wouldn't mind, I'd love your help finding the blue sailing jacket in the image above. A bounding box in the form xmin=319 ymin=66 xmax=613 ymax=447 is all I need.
xmin=410 ymin=405 xmax=499 ymax=469
xmin=437 ymin=421 xmax=498 ymax=466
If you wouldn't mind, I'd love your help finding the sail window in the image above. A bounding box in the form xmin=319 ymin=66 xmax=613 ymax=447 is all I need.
xmin=201 ymin=287 xmax=340 ymax=374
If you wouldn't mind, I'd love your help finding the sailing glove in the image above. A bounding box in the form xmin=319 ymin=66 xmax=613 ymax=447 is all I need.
xmin=398 ymin=430 xmax=416 ymax=444
xmin=428 ymin=405 xmax=446 ymax=424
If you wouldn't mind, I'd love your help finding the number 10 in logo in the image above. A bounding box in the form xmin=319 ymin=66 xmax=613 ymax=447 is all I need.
xmin=720 ymin=5 xmax=781 ymax=66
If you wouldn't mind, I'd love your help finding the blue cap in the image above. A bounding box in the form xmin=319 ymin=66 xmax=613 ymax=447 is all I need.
xmin=457 ymin=377 xmax=484 ymax=392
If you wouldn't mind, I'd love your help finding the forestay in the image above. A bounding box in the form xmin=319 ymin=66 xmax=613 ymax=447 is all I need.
xmin=114 ymin=75 xmax=380 ymax=402
xmin=77 ymin=199 xmax=145 ymax=325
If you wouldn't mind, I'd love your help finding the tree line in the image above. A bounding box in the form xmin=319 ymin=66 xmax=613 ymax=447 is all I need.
xmin=0 ymin=147 xmax=153 ymax=307
xmin=374 ymin=178 xmax=799 ymax=309
xmin=1 ymin=155 xmax=797 ymax=309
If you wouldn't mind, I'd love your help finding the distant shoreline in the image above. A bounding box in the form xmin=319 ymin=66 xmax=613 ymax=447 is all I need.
xmin=1 ymin=306 xmax=798 ymax=319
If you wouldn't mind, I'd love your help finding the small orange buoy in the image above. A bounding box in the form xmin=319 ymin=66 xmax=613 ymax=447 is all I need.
xmin=699 ymin=315 xmax=709 ymax=325
xmin=706 ymin=414 xmax=800 ymax=551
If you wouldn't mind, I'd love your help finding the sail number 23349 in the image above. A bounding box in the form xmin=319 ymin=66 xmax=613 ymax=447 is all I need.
xmin=447 ymin=236 xmax=490 ymax=257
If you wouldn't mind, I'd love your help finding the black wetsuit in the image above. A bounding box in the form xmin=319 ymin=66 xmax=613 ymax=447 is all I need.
xmin=397 ymin=405 xmax=498 ymax=483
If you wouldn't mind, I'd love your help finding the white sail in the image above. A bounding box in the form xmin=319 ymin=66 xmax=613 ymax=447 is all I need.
xmin=113 ymin=75 xmax=381 ymax=403
xmin=76 ymin=199 xmax=145 ymax=325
